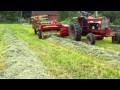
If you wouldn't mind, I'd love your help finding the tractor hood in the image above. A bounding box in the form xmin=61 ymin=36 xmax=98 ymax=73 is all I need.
xmin=88 ymin=16 xmax=95 ymax=19
xmin=62 ymin=24 xmax=69 ymax=27
xmin=88 ymin=16 xmax=106 ymax=21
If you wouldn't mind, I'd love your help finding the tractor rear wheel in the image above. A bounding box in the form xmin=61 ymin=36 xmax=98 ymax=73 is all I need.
xmin=69 ymin=21 xmax=82 ymax=41
xmin=34 ymin=29 xmax=37 ymax=34
xmin=112 ymin=33 xmax=120 ymax=43
xmin=38 ymin=30 xmax=42 ymax=39
xmin=86 ymin=33 xmax=96 ymax=45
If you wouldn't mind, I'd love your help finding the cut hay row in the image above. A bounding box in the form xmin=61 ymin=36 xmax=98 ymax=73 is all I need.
xmin=0 ymin=28 xmax=52 ymax=79
xmin=47 ymin=36 xmax=120 ymax=62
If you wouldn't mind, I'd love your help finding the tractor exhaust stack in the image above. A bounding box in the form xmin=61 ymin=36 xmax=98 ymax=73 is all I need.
xmin=95 ymin=11 xmax=98 ymax=17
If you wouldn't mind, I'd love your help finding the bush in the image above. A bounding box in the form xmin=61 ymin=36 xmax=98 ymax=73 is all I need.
xmin=0 ymin=20 xmax=18 ymax=24
xmin=113 ymin=17 xmax=120 ymax=25
xmin=20 ymin=18 xmax=28 ymax=23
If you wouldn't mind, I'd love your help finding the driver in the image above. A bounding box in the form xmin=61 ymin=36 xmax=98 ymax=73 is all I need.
xmin=81 ymin=11 xmax=89 ymax=18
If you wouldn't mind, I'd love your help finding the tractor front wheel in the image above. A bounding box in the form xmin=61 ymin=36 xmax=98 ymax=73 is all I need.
xmin=112 ymin=33 xmax=120 ymax=43
xmin=86 ymin=33 xmax=96 ymax=45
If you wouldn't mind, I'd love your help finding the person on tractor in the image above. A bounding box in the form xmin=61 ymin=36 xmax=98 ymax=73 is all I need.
xmin=81 ymin=11 xmax=89 ymax=18
xmin=81 ymin=11 xmax=89 ymax=27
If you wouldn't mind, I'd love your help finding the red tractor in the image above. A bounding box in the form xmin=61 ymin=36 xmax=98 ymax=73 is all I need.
xmin=68 ymin=15 xmax=120 ymax=45
xmin=31 ymin=11 xmax=69 ymax=39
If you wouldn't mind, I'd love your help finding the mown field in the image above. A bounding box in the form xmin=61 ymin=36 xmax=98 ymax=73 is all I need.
xmin=0 ymin=26 xmax=5 ymax=70
xmin=0 ymin=24 xmax=120 ymax=79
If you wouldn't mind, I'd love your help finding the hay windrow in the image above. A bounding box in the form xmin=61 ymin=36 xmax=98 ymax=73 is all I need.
xmin=0 ymin=28 xmax=52 ymax=79
xmin=46 ymin=36 xmax=120 ymax=62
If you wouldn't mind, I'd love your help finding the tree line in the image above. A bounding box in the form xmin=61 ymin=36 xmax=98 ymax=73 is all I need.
xmin=0 ymin=11 xmax=120 ymax=24
xmin=0 ymin=11 xmax=31 ymax=21
xmin=59 ymin=11 xmax=120 ymax=24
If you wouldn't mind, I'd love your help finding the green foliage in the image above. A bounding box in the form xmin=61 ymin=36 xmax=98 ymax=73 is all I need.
xmin=59 ymin=11 xmax=120 ymax=25
xmin=1 ymin=11 xmax=120 ymax=24
xmin=20 ymin=18 xmax=29 ymax=23
xmin=59 ymin=11 xmax=80 ymax=22
xmin=113 ymin=18 xmax=120 ymax=25
xmin=0 ymin=11 xmax=31 ymax=22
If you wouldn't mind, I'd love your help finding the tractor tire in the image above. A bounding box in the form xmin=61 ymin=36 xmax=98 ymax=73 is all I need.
xmin=69 ymin=21 xmax=82 ymax=41
xmin=112 ymin=33 xmax=120 ymax=43
xmin=86 ymin=33 xmax=96 ymax=45
xmin=38 ymin=30 xmax=42 ymax=39
xmin=34 ymin=29 xmax=37 ymax=34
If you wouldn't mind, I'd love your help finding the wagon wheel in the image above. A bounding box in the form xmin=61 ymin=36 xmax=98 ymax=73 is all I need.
xmin=69 ymin=21 xmax=82 ymax=41
xmin=56 ymin=31 xmax=61 ymax=37
xmin=42 ymin=32 xmax=47 ymax=39
xmin=38 ymin=30 xmax=42 ymax=39
xmin=34 ymin=29 xmax=37 ymax=34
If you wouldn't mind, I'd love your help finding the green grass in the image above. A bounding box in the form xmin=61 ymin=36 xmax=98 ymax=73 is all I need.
xmin=96 ymin=37 xmax=120 ymax=51
xmin=81 ymin=36 xmax=120 ymax=52
xmin=1 ymin=24 xmax=120 ymax=78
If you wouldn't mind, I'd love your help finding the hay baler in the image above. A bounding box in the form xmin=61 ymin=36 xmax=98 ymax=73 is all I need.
xmin=31 ymin=11 xmax=69 ymax=39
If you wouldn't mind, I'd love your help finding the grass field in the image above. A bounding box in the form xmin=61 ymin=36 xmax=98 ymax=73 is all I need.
xmin=0 ymin=24 xmax=120 ymax=78
xmin=81 ymin=36 xmax=120 ymax=52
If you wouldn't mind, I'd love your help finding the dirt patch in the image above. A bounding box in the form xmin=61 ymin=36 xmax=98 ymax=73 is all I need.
xmin=0 ymin=28 xmax=52 ymax=79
